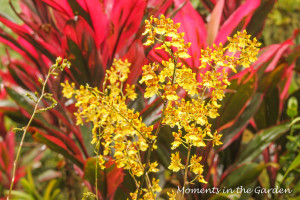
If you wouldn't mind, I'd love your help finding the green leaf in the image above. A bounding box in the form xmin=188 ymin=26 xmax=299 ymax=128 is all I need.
xmin=237 ymin=123 xmax=289 ymax=164
xmin=9 ymin=190 xmax=33 ymax=200
xmin=43 ymin=179 xmax=57 ymax=200
xmin=80 ymin=124 xmax=95 ymax=156
xmin=5 ymin=87 xmax=33 ymax=113
xmin=4 ymin=110 xmax=31 ymax=125
xmin=209 ymin=193 xmax=240 ymax=200
xmin=50 ymin=189 xmax=61 ymax=200
xmin=155 ymin=145 xmax=171 ymax=170
xmin=67 ymin=39 xmax=89 ymax=85
xmin=292 ymin=180 xmax=300 ymax=195
xmin=26 ymin=168 xmax=35 ymax=189
xmin=19 ymin=174 xmax=43 ymax=200
xmin=246 ymin=0 xmax=275 ymax=36
xmin=218 ymin=73 xmax=256 ymax=128
xmin=282 ymin=153 xmax=300 ymax=182
xmin=5 ymin=87 xmax=62 ymax=133
xmin=25 ymin=168 xmax=43 ymax=200
xmin=114 ymin=171 xmax=136 ymax=200
xmin=254 ymin=88 xmax=279 ymax=130
xmin=0 ymin=99 xmax=17 ymax=109
xmin=257 ymin=63 xmax=286 ymax=93
xmin=289 ymin=117 xmax=300 ymax=127
xmin=220 ymin=93 xmax=262 ymax=146
xmin=155 ymin=126 xmax=173 ymax=169
xmin=20 ymin=178 xmax=34 ymax=195
xmin=221 ymin=163 xmax=274 ymax=188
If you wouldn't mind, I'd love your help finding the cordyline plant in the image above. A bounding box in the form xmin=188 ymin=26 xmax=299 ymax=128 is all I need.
xmin=1 ymin=0 xmax=300 ymax=199
xmin=61 ymin=15 xmax=260 ymax=200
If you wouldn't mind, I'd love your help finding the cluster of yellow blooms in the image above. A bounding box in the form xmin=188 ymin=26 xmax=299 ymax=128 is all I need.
xmin=61 ymin=14 xmax=260 ymax=200
xmin=141 ymin=14 xmax=260 ymax=194
xmin=61 ymin=59 xmax=160 ymax=199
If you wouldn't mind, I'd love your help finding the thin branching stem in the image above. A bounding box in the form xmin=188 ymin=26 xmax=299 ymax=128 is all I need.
xmin=181 ymin=144 xmax=191 ymax=200
xmin=94 ymin=140 xmax=100 ymax=200
xmin=110 ymin=105 xmax=148 ymax=141
xmin=137 ymin=41 xmax=178 ymax=200
xmin=7 ymin=67 xmax=56 ymax=200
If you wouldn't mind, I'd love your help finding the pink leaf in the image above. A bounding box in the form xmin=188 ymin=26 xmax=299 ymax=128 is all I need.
xmin=41 ymin=0 xmax=73 ymax=17
xmin=84 ymin=0 xmax=109 ymax=47
xmin=108 ymin=0 xmax=146 ymax=59
xmin=64 ymin=16 xmax=96 ymax=49
xmin=265 ymin=42 xmax=292 ymax=72
xmin=174 ymin=0 xmax=207 ymax=68
xmin=207 ymin=0 xmax=225 ymax=46
xmin=214 ymin=0 xmax=260 ymax=44
xmin=122 ymin=40 xmax=145 ymax=85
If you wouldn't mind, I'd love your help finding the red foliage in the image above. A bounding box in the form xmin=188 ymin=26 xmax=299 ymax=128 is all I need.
xmin=0 ymin=0 xmax=299 ymax=198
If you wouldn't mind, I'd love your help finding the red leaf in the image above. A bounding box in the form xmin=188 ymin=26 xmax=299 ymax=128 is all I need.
xmin=41 ymin=0 xmax=74 ymax=17
xmin=265 ymin=41 xmax=293 ymax=72
xmin=122 ymin=40 xmax=145 ymax=84
xmin=6 ymin=60 xmax=39 ymax=91
xmin=214 ymin=0 xmax=260 ymax=44
xmin=0 ymin=131 xmax=25 ymax=187
xmin=0 ymin=69 xmax=16 ymax=85
xmin=147 ymin=45 xmax=169 ymax=64
xmin=280 ymin=64 xmax=294 ymax=111
xmin=0 ymin=15 xmax=58 ymax=60
xmin=174 ymin=0 xmax=207 ymax=68
xmin=148 ymin=0 xmax=174 ymax=17
xmin=108 ymin=0 xmax=146 ymax=59
xmin=223 ymin=0 xmax=241 ymax=18
xmin=83 ymin=0 xmax=109 ymax=48
xmin=84 ymin=157 xmax=124 ymax=200
xmin=0 ymin=15 xmax=31 ymax=36
xmin=206 ymin=0 xmax=225 ymax=46
xmin=46 ymin=104 xmax=89 ymax=157
xmin=31 ymin=128 xmax=85 ymax=168
xmin=105 ymin=159 xmax=125 ymax=199
xmin=63 ymin=16 xmax=96 ymax=49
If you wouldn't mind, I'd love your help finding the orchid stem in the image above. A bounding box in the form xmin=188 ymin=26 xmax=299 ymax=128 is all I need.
xmin=7 ymin=58 xmax=68 ymax=200
xmin=181 ymin=144 xmax=191 ymax=200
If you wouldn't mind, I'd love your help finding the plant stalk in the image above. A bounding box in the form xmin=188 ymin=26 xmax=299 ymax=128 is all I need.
xmin=137 ymin=45 xmax=178 ymax=200
xmin=181 ymin=144 xmax=191 ymax=200
xmin=7 ymin=68 xmax=55 ymax=200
